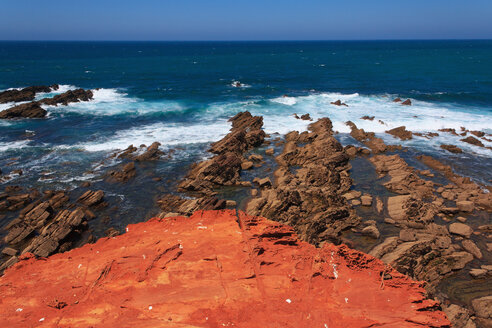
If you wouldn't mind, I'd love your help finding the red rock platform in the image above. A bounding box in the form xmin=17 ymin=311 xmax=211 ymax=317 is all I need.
xmin=0 ymin=210 xmax=450 ymax=327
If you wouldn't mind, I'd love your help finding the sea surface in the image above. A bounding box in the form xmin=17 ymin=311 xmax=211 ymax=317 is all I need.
xmin=0 ymin=40 xmax=491 ymax=233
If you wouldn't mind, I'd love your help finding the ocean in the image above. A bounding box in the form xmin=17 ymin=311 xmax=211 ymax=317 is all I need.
xmin=0 ymin=40 xmax=491 ymax=234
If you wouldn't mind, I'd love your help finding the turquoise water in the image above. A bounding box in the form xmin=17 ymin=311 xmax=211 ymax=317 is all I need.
xmin=0 ymin=41 xmax=491 ymax=223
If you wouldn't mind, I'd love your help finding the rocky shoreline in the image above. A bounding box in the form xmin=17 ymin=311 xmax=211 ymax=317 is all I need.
xmin=1 ymin=86 xmax=491 ymax=327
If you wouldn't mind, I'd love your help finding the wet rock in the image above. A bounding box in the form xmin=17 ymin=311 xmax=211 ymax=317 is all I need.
xmin=385 ymin=126 xmax=413 ymax=140
xmin=241 ymin=161 xmax=254 ymax=170
xmin=361 ymin=115 xmax=374 ymax=121
xmin=1 ymin=247 xmax=17 ymax=257
xmin=265 ymin=148 xmax=274 ymax=155
xmin=300 ymin=113 xmax=311 ymax=120
xmin=456 ymin=200 xmax=474 ymax=212
xmin=442 ymin=304 xmax=477 ymax=328
xmin=376 ymin=197 xmax=384 ymax=213
xmin=462 ymin=240 xmax=482 ymax=259
xmin=471 ymin=296 xmax=492 ymax=319
xmin=351 ymin=199 xmax=361 ymax=206
xmin=0 ymin=85 xmax=57 ymax=104
xmin=362 ymin=225 xmax=380 ymax=238
xmin=344 ymin=145 xmax=357 ymax=157
xmin=104 ymin=227 xmax=120 ymax=238
xmin=77 ymin=190 xmax=104 ymax=207
xmin=254 ymin=177 xmax=271 ymax=188
xmin=225 ymin=200 xmax=237 ymax=207
xmin=457 ymin=216 xmax=467 ymax=223
xmin=469 ymin=268 xmax=487 ymax=278
xmin=0 ymin=102 xmax=47 ymax=119
xmin=134 ymin=142 xmax=164 ymax=161
xmin=360 ymin=194 xmax=373 ymax=206
xmin=346 ymin=121 xmax=401 ymax=153
xmin=393 ymin=97 xmax=401 ymax=102
xmin=461 ymin=136 xmax=484 ymax=147
xmin=401 ymin=99 xmax=412 ymax=105
xmin=440 ymin=144 xmax=463 ymax=154
xmin=330 ymin=99 xmax=348 ymax=107
xmin=38 ymin=88 xmax=93 ymax=106
xmin=108 ymin=161 xmax=136 ymax=183
xmin=449 ymin=222 xmax=473 ymax=238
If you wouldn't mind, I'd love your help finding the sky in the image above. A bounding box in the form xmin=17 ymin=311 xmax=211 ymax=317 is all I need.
xmin=0 ymin=0 xmax=491 ymax=41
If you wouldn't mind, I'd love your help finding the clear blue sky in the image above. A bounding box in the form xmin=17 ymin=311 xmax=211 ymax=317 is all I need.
xmin=1 ymin=0 xmax=491 ymax=40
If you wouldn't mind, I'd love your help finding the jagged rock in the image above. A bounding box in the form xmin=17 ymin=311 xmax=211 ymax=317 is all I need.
xmin=253 ymin=177 xmax=271 ymax=188
xmin=449 ymin=223 xmax=473 ymax=238
xmin=0 ymin=85 xmax=57 ymax=104
xmin=0 ymin=102 xmax=46 ymax=119
xmin=134 ymin=142 xmax=164 ymax=161
xmin=1 ymin=247 xmax=17 ymax=256
xmin=393 ymin=97 xmax=402 ymax=102
xmin=386 ymin=126 xmax=413 ymax=140
xmin=108 ymin=162 xmax=136 ymax=183
xmin=77 ymin=190 xmax=104 ymax=207
xmin=38 ymin=88 xmax=93 ymax=106
xmin=300 ymin=113 xmax=311 ymax=120
xmin=0 ymin=210 xmax=451 ymax=328
xmin=461 ymin=136 xmax=484 ymax=147
xmin=361 ymin=116 xmax=375 ymax=121
xmin=330 ymin=99 xmax=348 ymax=106
xmin=401 ymin=99 xmax=412 ymax=105
xmin=442 ymin=304 xmax=477 ymax=328
xmin=440 ymin=144 xmax=463 ymax=153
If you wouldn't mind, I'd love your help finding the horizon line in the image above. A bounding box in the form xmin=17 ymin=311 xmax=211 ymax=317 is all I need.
xmin=1 ymin=38 xmax=492 ymax=42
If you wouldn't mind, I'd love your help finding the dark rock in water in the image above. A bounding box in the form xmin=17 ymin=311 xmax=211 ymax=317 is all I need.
xmin=104 ymin=227 xmax=120 ymax=238
xmin=393 ymin=97 xmax=402 ymax=102
xmin=460 ymin=136 xmax=484 ymax=147
xmin=385 ymin=126 xmax=413 ymax=140
xmin=469 ymin=130 xmax=485 ymax=138
xmin=300 ymin=113 xmax=311 ymax=120
xmin=0 ymin=102 xmax=46 ymax=119
xmin=401 ymin=99 xmax=412 ymax=105
xmin=38 ymin=88 xmax=93 ymax=106
xmin=135 ymin=142 xmax=164 ymax=161
xmin=107 ymin=162 xmax=136 ymax=183
xmin=440 ymin=144 xmax=463 ymax=154
xmin=361 ymin=116 xmax=375 ymax=121
xmin=0 ymin=85 xmax=58 ymax=104
xmin=77 ymin=190 xmax=104 ymax=207
xmin=330 ymin=99 xmax=348 ymax=107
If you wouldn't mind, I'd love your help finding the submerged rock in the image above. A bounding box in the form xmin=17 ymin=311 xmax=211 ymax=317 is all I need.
xmin=0 ymin=210 xmax=450 ymax=328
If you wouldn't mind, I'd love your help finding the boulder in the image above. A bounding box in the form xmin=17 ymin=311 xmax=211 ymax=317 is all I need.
xmin=330 ymin=99 xmax=348 ymax=107
xmin=385 ymin=126 xmax=413 ymax=140
xmin=0 ymin=102 xmax=47 ymax=119
xmin=241 ymin=161 xmax=254 ymax=170
xmin=462 ymin=240 xmax=482 ymax=259
xmin=461 ymin=136 xmax=484 ymax=147
xmin=449 ymin=223 xmax=473 ymax=238
xmin=401 ymin=99 xmax=412 ymax=105
xmin=360 ymin=194 xmax=373 ymax=206
xmin=471 ymin=296 xmax=492 ymax=319
xmin=440 ymin=144 xmax=463 ymax=154
xmin=362 ymin=225 xmax=380 ymax=239
xmin=456 ymin=200 xmax=474 ymax=212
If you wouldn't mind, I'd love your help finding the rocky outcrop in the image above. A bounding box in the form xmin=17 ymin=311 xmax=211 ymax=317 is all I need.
xmin=178 ymin=111 xmax=265 ymax=195
xmin=0 ymin=102 xmax=46 ymax=119
xmin=440 ymin=144 xmax=463 ymax=153
xmin=386 ymin=126 xmax=413 ymax=140
xmin=461 ymin=136 xmax=485 ymax=148
xmin=346 ymin=121 xmax=401 ymax=153
xmin=246 ymin=118 xmax=360 ymax=245
xmin=37 ymin=88 xmax=93 ymax=106
xmin=0 ymin=210 xmax=450 ymax=328
xmin=0 ymin=84 xmax=58 ymax=104
xmin=0 ymin=87 xmax=93 ymax=119
xmin=107 ymin=161 xmax=136 ymax=183
xmin=402 ymin=99 xmax=412 ymax=105
xmin=331 ymin=99 xmax=348 ymax=106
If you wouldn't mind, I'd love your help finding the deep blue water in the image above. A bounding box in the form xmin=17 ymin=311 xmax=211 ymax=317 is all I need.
xmin=0 ymin=40 xmax=491 ymax=229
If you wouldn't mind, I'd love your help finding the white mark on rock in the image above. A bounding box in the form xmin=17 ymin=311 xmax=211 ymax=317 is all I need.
xmin=148 ymin=306 xmax=152 ymax=310
xmin=16 ymin=308 xmax=23 ymax=312
xmin=324 ymin=324 xmax=329 ymax=328
xmin=126 ymin=227 xmax=129 ymax=232
xmin=39 ymin=318 xmax=45 ymax=322
xmin=78 ymin=264 xmax=82 ymax=269
xmin=286 ymin=299 xmax=292 ymax=304
xmin=143 ymin=254 xmax=146 ymax=260
xmin=332 ymin=264 xmax=338 ymax=279
xmin=179 ymin=244 xmax=183 ymax=249
xmin=345 ymin=297 xmax=349 ymax=303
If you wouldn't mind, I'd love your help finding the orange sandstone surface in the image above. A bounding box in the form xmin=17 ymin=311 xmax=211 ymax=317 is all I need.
xmin=0 ymin=210 xmax=450 ymax=328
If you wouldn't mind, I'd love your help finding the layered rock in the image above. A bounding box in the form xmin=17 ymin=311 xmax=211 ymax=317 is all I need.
xmin=346 ymin=121 xmax=401 ymax=153
xmin=246 ymin=118 xmax=360 ymax=245
xmin=0 ymin=102 xmax=46 ymax=119
xmin=0 ymin=210 xmax=450 ymax=328
xmin=178 ymin=111 xmax=265 ymax=195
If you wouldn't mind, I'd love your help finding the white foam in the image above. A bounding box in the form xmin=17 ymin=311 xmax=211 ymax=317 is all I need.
xmin=0 ymin=140 xmax=31 ymax=152
xmin=271 ymin=96 xmax=297 ymax=106
xmin=68 ymin=120 xmax=231 ymax=152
